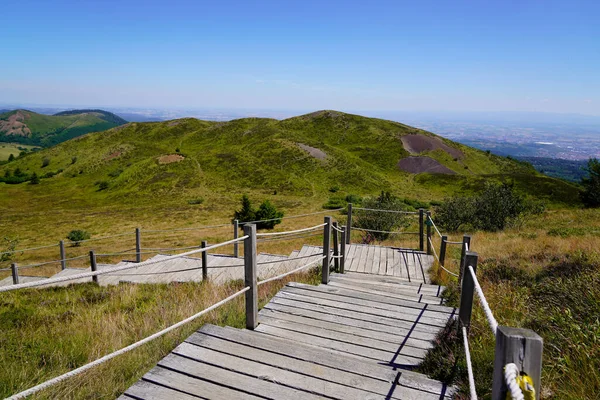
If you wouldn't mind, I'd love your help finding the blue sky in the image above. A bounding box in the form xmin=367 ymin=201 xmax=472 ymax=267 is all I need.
xmin=1 ymin=0 xmax=599 ymax=115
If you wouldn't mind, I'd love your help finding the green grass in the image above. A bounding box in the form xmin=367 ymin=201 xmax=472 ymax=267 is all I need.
xmin=0 ymin=143 xmax=40 ymax=161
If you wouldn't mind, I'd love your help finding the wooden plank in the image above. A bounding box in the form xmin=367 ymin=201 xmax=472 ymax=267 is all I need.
xmin=174 ymin=341 xmax=385 ymax=400
xmin=378 ymin=246 xmax=387 ymax=275
xmin=274 ymin=291 xmax=450 ymax=329
xmin=259 ymin=307 xmax=434 ymax=350
xmin=160 ymin=351 xmax=324 ymax=400
xmin=287 ymin=282 xmax=454 ymax=315
xmin=357 ymin=244 xmax=369 ymax=273
xmin=347 ymin=244 xmax=361 ymax=271
xmin=262 ymin=301 xmax=438 ymax=342
xmin=139 ymin=366 xmax=260 ymax=399
xmin=371 ymin=245 xmax=381 ymax=275
xmin=200 ymin=325 xmax=453 ymax=397
xmin=329 ymin=275 xmax=444 ymax=303
xmin=185 ymin=331 xmax=434 ymax=400
xmin=123 ymin=379 xmax=203 ymax=400
xmin=269 ymin=296 xmax=443 ymax=335
xmin=280 ymin=286 xmax=452 ymax=324
xmin=333 ymin=272 xmax=444 ymax=295
xmin=392 ymin=247 xmax=402 ymax=278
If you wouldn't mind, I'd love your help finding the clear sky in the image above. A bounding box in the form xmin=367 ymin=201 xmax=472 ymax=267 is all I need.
xmin=1 ymin=0 xmax=599 ymax=115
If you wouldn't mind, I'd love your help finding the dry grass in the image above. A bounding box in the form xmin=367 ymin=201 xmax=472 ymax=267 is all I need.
xmin=0 ymin=267 xmax=321 ymax=399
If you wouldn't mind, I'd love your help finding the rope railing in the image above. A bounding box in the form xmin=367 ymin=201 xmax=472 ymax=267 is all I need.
xmin=255 ymin=223 xmax=326 ymax=237
xmin=70 ymin=232 xmax=136 ymax=244
xmin=239 ymin=209 xmax=343 ymax=226
xmin=257 ymin=231 xmax=322 ymax=243
xmin=428 ymin=237 xmax=459 ymax=277
xmin=353 ymin=207 xmax=418 ymax=215
xmin=17 ymin=255 xmax=88 ymax=270
xmin=0 ymin=243 xmax=58 ymax=256
xmin=257 ymin=256 xmax=325 ymax=286
xmin=468 ymin=264 xmax=498 ymax=335
xmin=0 ymin=236 xmax=248 ymax=293
xmin=428 ymin=216 xmax=443 ymax=238
xmin=142 ymin=223 xmax=232 ymax=234
xmin=444 ymin=240 xmax=464 ymax=245
xmin=352 ymin=227 xmax=419 ymax=235
xmin=6 ymin=286 xmax=250 ymax=400
xmin=331 ymin=224 xmax=344 ymax=233
xmin=462 ymin=326 xmax=478 ymax=400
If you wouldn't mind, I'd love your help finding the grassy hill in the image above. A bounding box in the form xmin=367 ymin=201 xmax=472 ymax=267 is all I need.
xmin=0 ymin=109 xmax=127 ymax=147
xmin=0 ymin=110 xmax=581 ymax=245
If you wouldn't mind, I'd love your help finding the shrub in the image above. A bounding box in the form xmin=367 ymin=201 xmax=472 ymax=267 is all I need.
xmin=345 ymin=194 xmax=362 ymax=204
xmin=97 ymin=181 xmax=109 ymax=191
xmin=188 ymin=198 xmax=204 ymax=205
xmin=71 ymin=156 xmax=77 ymax=164
xmin=108 ymin=169 xmax=123 ymax=178
xmin=41 ymin=157 xmax=50 ymax=168
xmin=434 ymin=196 xmax=476 ymax=232
xmin=233 ymin=195 xmax=283 ymax=229
xmin=329 ymin=185 xmax=340 ymax=193
xmin=581 ymin=158 xmax=600 ymax=207
xmin=233 ymin=195 xmax=256 ymax=223
xmin=353 ymin=191 xmax=409 ymax=241
xmin=0 ymin=237 xmax=19 ymax=262
xmin=29 ymin=172 xmax=40 ymax=185
xmin=322 ymin=196 xmax=346 ymax=209
xmin=7 ymin=154 xmax=14 ymax=162
xmin=67 ymin=230 xmax=90 ymax=246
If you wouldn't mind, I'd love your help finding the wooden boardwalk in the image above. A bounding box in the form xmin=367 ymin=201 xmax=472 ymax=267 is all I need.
xmin=1 ymin=244 xmax=434 ymax=287
xmin=121 ymin=271 xmax=456 ymax=399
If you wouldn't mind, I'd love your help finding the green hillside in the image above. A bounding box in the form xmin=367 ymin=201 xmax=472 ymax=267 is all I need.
xmin=0 ymin=110 xmax=580 ymax=226
xmin=0 ymin=109 xmax=127 ymax=147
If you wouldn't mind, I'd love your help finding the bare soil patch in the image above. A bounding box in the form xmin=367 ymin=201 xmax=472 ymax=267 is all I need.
xmin=298 ymin=143 xmax=327 ymax=160
xmin=158 ymin=154 xmax=185 ymax=164
xmin=397 ymin=156 xmax=456 ymax=174
xmin=401 ymin=134 xmax=463 ymax=159
xmin=0 ymin=111 xmax=32 ymax=136
xmin=105 ymin=151 xmax=123 ymax=160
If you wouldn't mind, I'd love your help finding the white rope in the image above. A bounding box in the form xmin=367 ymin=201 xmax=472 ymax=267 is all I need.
xmin=445 ymin=240 xmax=464 ymax=245
xmin=71 ymin=232 xmax=136 ymax=244
xmin=468 ymin=265 xmax=498 ymax=335
xmin=256 ymin=223 xmax=326 ymax=237
xmin=428 ymin=216 xmax=443 ymax=238
xmin=16 ymin=255 xmax=89 ymax=269
xmin=331 ymin=224 xmax=344 ymax=233
xmin=0 ymin=236 xmax=248 ymax=292
xmin=142 ymin=223 xmax=231 ymax=234
xmin=465 ymin=243 xmax=469 ymax=252
xmin=504 ymin=363 xmax=524 ymax=400
xmin=6 ymin=286 xmax=250 ymax=400
xmin=354 ymin=207 xmax=418 ymax=214
xmin=428 ymin=237 xmax=459 ymax=277
xmin=0 ymin=243 xmax=58 ymax=256
xmin=462 ymin=327 xmax=478 ymax=400
xmin=352 ymin=227 xmax=419 ymax=235
xmin=257 ymin=256 xmax=325 ymax=286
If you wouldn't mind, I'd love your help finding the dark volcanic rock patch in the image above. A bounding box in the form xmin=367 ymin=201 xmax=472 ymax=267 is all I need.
xmin=401 ymin=134 xmax=463 ymax=159
xmin=397 ymin=156 xmax=456 ymax=174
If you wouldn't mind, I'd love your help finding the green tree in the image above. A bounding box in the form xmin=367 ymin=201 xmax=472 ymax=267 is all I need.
xmin=30 ymin=172 xmax=40 ymax=185
xmin=42 ymin=157 xmax=50 ymax=168
xmin=233 ymin=195 xmax=256 ymax=223
xmin=255 ymin=200 xmax=284 ymax=229
xmin=354 ymin=191 xmax=409 ymax=241
xmin=581 ymin=158 xmax=600 ymax=207
xmin=7 ymin=153 xmax=15 ymax=162
xmin=67 ymin=230 xmax=91 ymax=246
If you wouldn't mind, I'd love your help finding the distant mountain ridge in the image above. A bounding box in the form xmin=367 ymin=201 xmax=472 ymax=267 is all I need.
xmin=0 ymin=109 xmax=127 ymax=147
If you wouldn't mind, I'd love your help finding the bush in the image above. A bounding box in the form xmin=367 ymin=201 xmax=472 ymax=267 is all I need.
xmin=71 ymin=156 xmax=77 ymax=164
xmin=97 ymin=181 xmax=109 ymax=191
xmin=0 ymin=237 xmax=19 ymax=263
xmin=353 ymin=191 xmax=410 ymax=240
xmin=41 ymin=157 xmax=50 ymax=168
xmin=329 ymin=185 xmax=340 ymax=193
xmin=344 ymin=194 xmax=362 ymax=204
xmin=7 ymin=154 xmax=14 ymax=162
xmin=581 ymin=158 xmax=600 ymax=207
xmin=188 ymin=198 xmax=204 ymax=205
xmin=322 ymin=196 xmax=346 ymax=209
xmin=233 ymin=195 xmax=283 ymax=229
xmin=29 ymin=172 xmax=40 ymax=185
xmin=67 ymin=230 xmax=90 ymax=246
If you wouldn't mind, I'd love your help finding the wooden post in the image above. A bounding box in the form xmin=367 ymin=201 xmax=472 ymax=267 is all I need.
xmin=458 ymin=252 xmax=478 ymax=330
xmin=346 ymin=203 xmax=352 ymax=245
xmin=332 ymin=222 xmax=339 ymax=272
xmin=458 ymin=235 xmax=472 ymax=286
xmin=419 ymin=208 xmax=424 ymax=252
xmin=201 ymin=241 xmax=208 ymax=282
xmin=439 ymin=235 xmax=448 ymax=267
xmin=135 ymin=228 xmax=142 ymax=263
xmin=492 ymin=326 xmax=543 ymax=400
xmin=340 ymin=227 xmax=346 ymax=274
xmin=244 ymin=224 xmax=257 ymax=330
xmin=11 ymin=263 xmax=18 ymax=285
xmin=59 ymin=240 xmax=67 ymax=270
xmin=233 ymin=219 xmax=239 ymax=258
xmin=89 ymin=250 xmax=98 ymax=284
xmin=426 ymin=211 xmax=432 ymax=255
xmin=322 ymin=216 xmax=332 ymax=284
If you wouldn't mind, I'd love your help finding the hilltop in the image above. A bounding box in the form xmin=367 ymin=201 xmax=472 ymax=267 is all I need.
xmin=0 ymin=109 xmax=127 ymax=147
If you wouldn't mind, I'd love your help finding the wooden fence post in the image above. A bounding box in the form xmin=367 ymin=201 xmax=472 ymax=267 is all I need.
xmin=201 ymin=241 xmax=208 ymax=282
xmin=11 ymin=263 xmax=18 ymax=285
xmin=322 ymin=216 xmax=332 ymax=284
xmin=135 ymin=228 xmax=142 ymax=263
xmin=59 ymin=240 xmax=67 ymax=270
xmin=458 ymin=252 xmax=478 ymax=330
xmin=346 ymin=203 xmax=352 ymax=245
xmin=439 ymin=235 xmax=448 ymax=267
xmin=492 ymin=326 xmax=543 ymax=400
xmin=244 ymin=224 xmax=257 ymax=330
xmin=89 ymin=250 xmax=98 ymax=284
xmin=233 ymin=220 xmax=239 ymax=258
xmin=426 ymin=211 xmax=432 ymax=255
xmin=458 ymin=235 xmax=472 ymax=286
xmin=332 ymin=222 xmax=339 ymax=273
xmin=419 ymin=209 xmax=425 ymax=252
xmin=340 ymin=227 xmax=346 ymax=274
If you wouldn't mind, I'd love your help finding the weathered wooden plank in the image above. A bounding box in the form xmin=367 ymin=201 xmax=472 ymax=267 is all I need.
xmin=123 ymin=379 xmax=203 ymax=400
xmin=269 ymin=296 xmax=443 ymax=334
xmin=331 ymin=272 xmax=444 ymax=295
xmin=259 ymin=307 xmax=434 ymax=350
xmin=287 ymin=282 xmax=454 ymax=315
xmin=262 ymin=301 xmax=438 ymax=342
xmin=379 ymin=246 xmax=388 ymax=275
xmin=329 ymin=276 xmax=444 ymax=303
xmin=160 ymin=351 xmax=323 ymax=400
xmin=348 ymin=244 xmax=362 ymax=271
xmin=185 ymin=331 xmax=434 ymax=400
